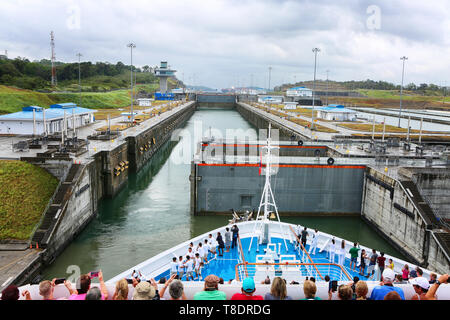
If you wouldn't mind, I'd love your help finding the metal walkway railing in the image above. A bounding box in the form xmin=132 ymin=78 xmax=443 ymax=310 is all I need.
xmin=235 ymin=262 xmax=352 ymax=282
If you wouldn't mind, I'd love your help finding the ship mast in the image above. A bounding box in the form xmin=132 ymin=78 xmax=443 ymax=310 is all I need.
xmin=248 ymin=123 xmax=288 ymax=252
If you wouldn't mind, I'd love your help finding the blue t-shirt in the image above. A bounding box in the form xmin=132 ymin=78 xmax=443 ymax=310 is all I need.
xmin=370 ymin=285 xmax=405 ymax=300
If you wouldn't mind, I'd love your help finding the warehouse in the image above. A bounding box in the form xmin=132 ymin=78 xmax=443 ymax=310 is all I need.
xmin=0 ymin=103 xmax=96 ymax=135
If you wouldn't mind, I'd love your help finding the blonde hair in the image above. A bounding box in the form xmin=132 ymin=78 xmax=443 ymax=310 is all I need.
xmin=355 ymin=281 xmax=368 ymax=300
xmin=303 ymin=280 xmax=317 ymax=299
xmin=114 ymin=279 xmax=129 ymax=300
xmin=338 ymin=285 xmax=353 ymax=300
xmin=39 ymin=280 xmax=52 ymax=297
xmin=270 ymin=277 xmax=287 ymax=300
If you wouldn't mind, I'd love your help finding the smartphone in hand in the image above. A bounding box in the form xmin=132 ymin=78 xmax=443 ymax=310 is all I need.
xmin=54 ymin=278 xmax=66 ymax=285
xmin=89 ymin=271 xmax=99 ymax=278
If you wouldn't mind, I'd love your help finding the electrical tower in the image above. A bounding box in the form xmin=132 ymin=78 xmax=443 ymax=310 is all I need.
xmin=50 ymin=31 xmax=57 ymax=86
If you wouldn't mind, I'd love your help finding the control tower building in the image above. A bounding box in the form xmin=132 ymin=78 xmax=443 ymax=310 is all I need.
xmin=154 ymin=61 xmax=176 ymax=94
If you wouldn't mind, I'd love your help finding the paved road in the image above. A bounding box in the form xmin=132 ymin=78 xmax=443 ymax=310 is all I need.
xmin=0 ymin=248 xmax=41 ymax=291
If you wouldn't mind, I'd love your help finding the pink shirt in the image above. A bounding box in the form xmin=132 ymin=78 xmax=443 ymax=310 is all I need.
xmin=402 ymin=269 xmax=409 ymax=279
xmin=69 ymin=293 xmax=105 ymax=300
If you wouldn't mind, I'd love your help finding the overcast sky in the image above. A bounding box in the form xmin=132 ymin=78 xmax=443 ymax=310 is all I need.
xmin=1 ymin=0 xmax=449 ymax=89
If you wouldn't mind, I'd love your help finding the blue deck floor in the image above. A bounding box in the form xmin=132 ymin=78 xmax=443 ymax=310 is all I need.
xmin=155 ymin=237 xmax=376 ymax=283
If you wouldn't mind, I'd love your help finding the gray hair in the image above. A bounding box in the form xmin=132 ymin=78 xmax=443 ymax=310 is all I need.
xmin=169 ymin=280 xmax=184 ymax=300
xmin=85 ymin=287 xmax=102 ymax=300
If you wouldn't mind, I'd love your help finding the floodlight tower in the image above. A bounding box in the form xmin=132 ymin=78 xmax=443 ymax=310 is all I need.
xmin=127 ymin=43 xmax=136 ymax=123
xmin=154 ymin=61 xmax=176 ymax=94
xmin=311 ymin=47 xmax=320 ymax=130
xmin=326 ymin=70 xmax=330 ymax=106
xmin=50 ymin=31 xmax=57 ymax=86
xmin=76 ymin=53 xmax=82 ymax=108
xmin=397 ymin=56 xmax=408 ymax=127
xmin=268 ymin=66 xmax=272 ymax=92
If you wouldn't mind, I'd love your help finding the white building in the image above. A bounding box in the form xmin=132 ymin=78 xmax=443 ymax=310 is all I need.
xmin=0 ymin=103 xmax=96 ymax=135
xmin=316 ymin=104 xmax=357 ymax=121
xmin=136 ymin=98 xmax=153 ymax=107
xmin=257 ymin=95 xmax=284 ymax=104
xmin=283 ymin=102 xmax=298 ymax=110
xmin=171 ymin=88 xmax=185 ymax=94
xmin=286 ymin=86 xmax=313 ymax=97
xmin=121 ymin=112 xmax=139 ymax=122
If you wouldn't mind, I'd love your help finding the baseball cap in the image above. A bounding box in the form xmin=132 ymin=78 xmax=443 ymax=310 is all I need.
xmin=410 ymin=277 xmax=430 ymax=290
xmin=242 ymin=277 xmax=255 ymax=293
xmin=382 ymin=268 xmax=396 ymax=283
xmin=132 ymin=281 xmax=156 ymax=300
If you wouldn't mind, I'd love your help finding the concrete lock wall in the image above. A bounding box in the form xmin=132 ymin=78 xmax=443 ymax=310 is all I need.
xmin=196 ymin=94 xmax=236 ymax=109
xmin=8 ymin=102 xmax=197 ymax=286
xmin=192 ymin=163 xmax=365 ymax=215
xmin=412 ymin=169 xmax=450 ymax=219
xmin=361 ymin=167 xmax=449 ymax=274
xmin=44 ymin=163 xmax=97 ymax=263
xmin=235 ymin=102 xmax=309 ymax=141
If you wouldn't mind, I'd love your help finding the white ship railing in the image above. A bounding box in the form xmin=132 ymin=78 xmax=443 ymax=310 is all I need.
xmin=235 ymin=262 xmax=352 ymax=283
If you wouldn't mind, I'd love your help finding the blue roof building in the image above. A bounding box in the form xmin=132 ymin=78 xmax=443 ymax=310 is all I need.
xmin=0 ymin=102 xmax=97 ymax=135
xmin=317 ymin=104 xmax=357 ymax=121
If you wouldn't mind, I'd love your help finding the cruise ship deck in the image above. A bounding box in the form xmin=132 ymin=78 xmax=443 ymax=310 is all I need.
xmin=153 ymin=235 xmax=372 ymax=284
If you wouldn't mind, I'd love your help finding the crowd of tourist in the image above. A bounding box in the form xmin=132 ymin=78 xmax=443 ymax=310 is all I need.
xmin=2 ymin=268 xmax=447 ymax=301
xmin=2 ymin=223 xmax=448 ymax=301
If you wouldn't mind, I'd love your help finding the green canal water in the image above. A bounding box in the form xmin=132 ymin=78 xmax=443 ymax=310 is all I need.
xmin=42 ymin=109 xmax=405 ymax=281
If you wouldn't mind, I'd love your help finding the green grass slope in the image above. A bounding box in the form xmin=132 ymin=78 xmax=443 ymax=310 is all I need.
xmin=0 ymin=160 xmax=59 ymax=240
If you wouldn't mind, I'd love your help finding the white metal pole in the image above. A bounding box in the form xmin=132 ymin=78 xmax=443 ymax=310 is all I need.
xmin=43 ymin=108 xmax=46 ymax=136
xmin=72 ymin=108 xmax=75 ymax=139
xmin=62 ymin=110 xmax=66 ymax=145
xmin=372 ymin=116 xmax=375 ymax=140
xmin=398 ymin=56 xmax=408 ymax=127
xmin=33 ymin=109 xmax=36 ymax=137
xmin=407 ymin=116 xmax=411 ymax=142
xmin=419 ymin=117 xmax=423 ymax=144
xmin=311 ymin=48 xmax=320 ymax=130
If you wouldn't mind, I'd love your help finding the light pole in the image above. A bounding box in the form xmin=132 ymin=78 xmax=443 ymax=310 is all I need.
xmin=311 ymin=48 xmax=320 ymax=130
xmin=398 ymin=56 xmax=408 ymax=127
xmin=326 ymin=70 xmax=329 ymax=106
xmin=127 ymin=42 xmax=136 ymax=124
xmin=76 ymin=53 xmax=82 ymax=108
xmin=268 ymin=66 xmax=272 ymax=92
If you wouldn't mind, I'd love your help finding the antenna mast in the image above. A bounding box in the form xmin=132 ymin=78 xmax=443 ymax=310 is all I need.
xmin=50 ymin=31 xmax=57 ymax=87
xmin=248 ymin=123 xmax=288 ymax=252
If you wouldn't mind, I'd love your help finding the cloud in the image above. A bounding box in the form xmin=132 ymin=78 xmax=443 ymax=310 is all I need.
xmin=0 ymin=0 xmax=449 ymax=89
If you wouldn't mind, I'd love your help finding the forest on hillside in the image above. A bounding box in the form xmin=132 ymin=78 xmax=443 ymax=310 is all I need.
xmin=0 ymin=56 xmax=163 ymax=91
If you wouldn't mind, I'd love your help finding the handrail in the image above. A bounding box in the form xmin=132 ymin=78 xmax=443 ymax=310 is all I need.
xmin=289 ymin=225 xmax=324 ymax=280
xmin=234 ymin=262 xmax=352 ymax=281
xmin=237 ymin=235 xmax=248 ymax=279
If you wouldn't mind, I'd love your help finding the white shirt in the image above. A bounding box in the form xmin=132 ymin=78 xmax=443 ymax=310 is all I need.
xmin=170 ymin=261 xmax=178 ymax=273
xmin=203 ymin=243 xmax=210 ymax=252
xmin=178 ymin=260 xmax=185 ymax=271
xmin=185 ymin=260 xmax=194 ymax=272
xmin=195 ymin=258 xmax=202 ymax=269
xmin=329 ymin=242 xmax=336 ymax=253
xmin=208 ymin=238 xmax=216 ymax=248
xmin=186 ymin=250 xmax=195 ymax=258
xmin=197 ymin=247 xmax=204 ymax=257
